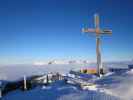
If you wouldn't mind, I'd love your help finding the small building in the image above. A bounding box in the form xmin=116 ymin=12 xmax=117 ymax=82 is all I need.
xmin=80 ymin=68 xmax=97 ymax=74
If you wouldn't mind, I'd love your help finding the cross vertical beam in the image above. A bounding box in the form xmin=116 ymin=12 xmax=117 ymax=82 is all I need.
xmin=82 ymin=14 xmax=112 ymax=77
xmin=96 ymin=37 xmax=101 ymax=76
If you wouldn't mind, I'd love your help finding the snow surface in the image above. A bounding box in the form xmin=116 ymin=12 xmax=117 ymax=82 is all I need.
xmin=3 ymin=81 xmax=120 ymax=100
xmin=95 ymin=71 xmax=133 ymax=100
xmin=0 ymin=62 xmax=133 ymax=100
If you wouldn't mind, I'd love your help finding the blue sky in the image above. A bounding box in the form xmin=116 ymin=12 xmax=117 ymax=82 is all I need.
xmin=0 ymin=0 xmax=133 ymax=64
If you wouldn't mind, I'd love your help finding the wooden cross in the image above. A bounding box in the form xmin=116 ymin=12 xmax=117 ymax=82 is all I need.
xmin=82 ymin=14 xmax=112 ymax=77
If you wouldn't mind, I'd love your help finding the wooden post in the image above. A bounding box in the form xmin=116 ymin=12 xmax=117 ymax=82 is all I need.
xmin=0 ymin=88 xmax=1 ymax=99
xmin=0 ymin=81 xmax=2 ymax=99
xmin=24 ymin=75 xmax=27 ymax=90
xmin=96 ymin=37 xmax=101 ymax=77
xmin=46 ymin=75 xmax=49 ymax=84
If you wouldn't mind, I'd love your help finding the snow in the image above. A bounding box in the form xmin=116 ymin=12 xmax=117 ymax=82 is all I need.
xmin=3 ymin=81 xmax=120 ymax=100
xmin=0 ymin=61 xmax=133 ymax=100
xmin=95 ymin=70 xmax=133 ymax=100
xmin=81 ymin=84 xmax=97 ymax=91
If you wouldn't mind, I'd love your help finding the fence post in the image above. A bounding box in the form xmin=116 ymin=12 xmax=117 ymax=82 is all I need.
xmin=46 ymin=74 xmax=49 ymax=84
xmin=24 ymin=75 xmax=27 ymax=90
xmin=0 ymin=81 xmax=2 ymax=99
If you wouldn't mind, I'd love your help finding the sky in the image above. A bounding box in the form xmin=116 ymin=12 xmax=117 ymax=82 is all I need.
xmin=0 ymin=0 xmax=133 ymax=64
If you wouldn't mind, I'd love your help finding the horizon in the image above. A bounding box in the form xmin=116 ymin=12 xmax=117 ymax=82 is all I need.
xmin=0 ymin=59 xmax=132 ymax=66
xmin=0 ymin=0 xmax=133 ymax=65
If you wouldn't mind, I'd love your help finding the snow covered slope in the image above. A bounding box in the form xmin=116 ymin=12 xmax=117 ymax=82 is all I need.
xmin=0 ymin=61 xmax=133 ymax=100
xmin=95 ymin=70 xmax=133 ymax=100
xmin=3 ymin=80 xmax=120 ymax=100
